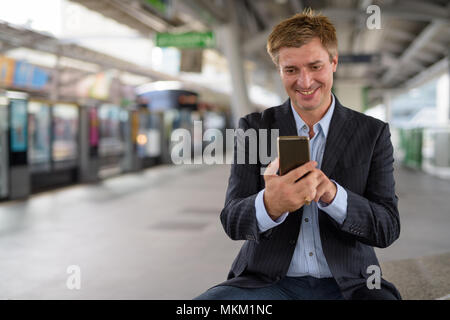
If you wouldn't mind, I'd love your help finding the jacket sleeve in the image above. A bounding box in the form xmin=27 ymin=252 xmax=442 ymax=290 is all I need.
xmin=340 ymin=123 xmax=400 ymax=248
xmin=220 ymin=116 xmax=267 ymax=243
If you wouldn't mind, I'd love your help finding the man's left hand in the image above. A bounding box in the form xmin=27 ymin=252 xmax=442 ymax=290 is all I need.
xmin=311 ymin=168 xmax=337 ymax=204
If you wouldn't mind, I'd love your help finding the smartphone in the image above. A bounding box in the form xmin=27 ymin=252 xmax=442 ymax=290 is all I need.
xmin=277 ymin=136 xmax=310 ymax=176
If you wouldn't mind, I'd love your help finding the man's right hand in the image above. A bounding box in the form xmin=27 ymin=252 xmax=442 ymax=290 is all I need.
xmin=263 ymin=158 xmax=318 ymax=220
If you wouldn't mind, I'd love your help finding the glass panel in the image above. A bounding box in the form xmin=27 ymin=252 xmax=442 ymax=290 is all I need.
xmin=52 ymin=103 xmax=79 ymax=162
xmin=88 ymin=108 xmax=99 ymax=148
xmin=98 ymin=104 xmax=125 ymax=156
xmin=28 ymin=101 xmax=51 ymax=165
xmin=137 ymin=112 xmax=162 ymax=158
xmin=9 ymin=99 xmax=28 ymax=152
xmin=0 ymin=101 xmax=8 ymax=198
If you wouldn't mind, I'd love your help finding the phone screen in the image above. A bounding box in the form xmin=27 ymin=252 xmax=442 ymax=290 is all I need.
xmin=278 ymin=136 xmax=310 ymax=175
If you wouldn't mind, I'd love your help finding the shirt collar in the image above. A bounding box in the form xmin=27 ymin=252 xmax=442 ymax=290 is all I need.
xmin=290 ymin=93 xmax=335 ymax=139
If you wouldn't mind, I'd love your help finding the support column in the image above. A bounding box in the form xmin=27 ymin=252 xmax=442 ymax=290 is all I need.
xmin=333 ymin=82 xmax=365 ymax=113
xmin=436 ymin=71 xmax=449 ymax=126
xmin=50 ymin=48 xmax=61 ymax=102
xmin=216 ymin=0 xmax=252 ymax=127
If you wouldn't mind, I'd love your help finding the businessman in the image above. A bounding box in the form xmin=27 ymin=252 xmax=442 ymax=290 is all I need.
xmin=195 ymin=8 xmax=401 ymax=300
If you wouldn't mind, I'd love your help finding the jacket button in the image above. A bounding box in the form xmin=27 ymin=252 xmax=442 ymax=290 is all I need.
xmin=289 ymin=240 xmax=296 ymax=245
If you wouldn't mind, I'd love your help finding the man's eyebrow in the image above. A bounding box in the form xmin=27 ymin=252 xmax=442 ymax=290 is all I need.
xmin=282 ymin=61 xmax=324 ymax=68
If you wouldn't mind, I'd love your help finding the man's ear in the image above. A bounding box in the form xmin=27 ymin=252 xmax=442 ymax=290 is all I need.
xmin=331 ymin=54 xmax=338 ymax=72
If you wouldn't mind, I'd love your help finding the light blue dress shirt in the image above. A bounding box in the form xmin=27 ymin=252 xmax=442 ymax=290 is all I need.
xmin=255 ymin=94 xmax=348 ymax=278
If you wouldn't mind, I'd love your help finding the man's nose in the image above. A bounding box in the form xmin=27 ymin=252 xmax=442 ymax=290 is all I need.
xmin=296 ymin=70 xmax=312 ymax=88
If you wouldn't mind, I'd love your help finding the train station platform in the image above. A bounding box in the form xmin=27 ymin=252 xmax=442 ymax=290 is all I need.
xmin=0 ymin=162 xmax=449 ymax=300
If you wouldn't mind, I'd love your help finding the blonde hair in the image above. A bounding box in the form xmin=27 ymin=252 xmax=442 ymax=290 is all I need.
xmin=267 ymin=8 xmax=338 ymax=65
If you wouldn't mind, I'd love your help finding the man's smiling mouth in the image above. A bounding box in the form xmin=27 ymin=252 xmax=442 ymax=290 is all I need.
xmin=296 ymin=87 xmax=319 ymax=96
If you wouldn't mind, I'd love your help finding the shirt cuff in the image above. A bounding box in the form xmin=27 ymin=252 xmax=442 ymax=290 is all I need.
xmin=317 ymin=180 xmax=348 ymax=225
xmin=255 ymin=189 xmax=288 ymax=233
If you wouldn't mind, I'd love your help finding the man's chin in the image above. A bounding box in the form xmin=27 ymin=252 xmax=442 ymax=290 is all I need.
xmin=293 ymin=100 xmax=320 ymax=112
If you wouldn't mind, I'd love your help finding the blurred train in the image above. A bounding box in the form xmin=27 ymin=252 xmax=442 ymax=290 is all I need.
xmin=0 ymin=81 xmax=232 ymax=200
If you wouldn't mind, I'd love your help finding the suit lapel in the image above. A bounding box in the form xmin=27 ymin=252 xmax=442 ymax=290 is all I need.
xmin=273 ymin=99 xmax=298 ymax=136
xmin=321 ymin=97 xmax=355 ymax=178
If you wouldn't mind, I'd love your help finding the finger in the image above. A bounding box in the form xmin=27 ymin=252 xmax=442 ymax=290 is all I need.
xmin=303 ymin=188 xmax=316 ymax=206
xmin=292 ymin=168 xmax=321 ymax=193
xmin=264 ymin=158 xmax=279 ymax=176
xmin=284 ymin=161 xmax=317 ymax=183
xmin=292 ymin=177 xmax=317 ymax=202
xmin=314 ymin=181 xmax=328 ymax=203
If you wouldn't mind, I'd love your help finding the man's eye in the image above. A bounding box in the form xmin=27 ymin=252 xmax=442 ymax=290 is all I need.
xmin=312 ymin=65 xmax=322 ymax=70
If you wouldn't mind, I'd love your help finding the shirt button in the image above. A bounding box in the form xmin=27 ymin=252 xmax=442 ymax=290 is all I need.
xmin=304 ymin=218 xmax=309 ymax=222
xmin=309 ymin=252 xmax=314 ymax=257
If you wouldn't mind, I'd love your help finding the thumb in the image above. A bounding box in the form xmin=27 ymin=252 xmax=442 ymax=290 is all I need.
xmin=264 ymin=158 xmax=279 ymax=176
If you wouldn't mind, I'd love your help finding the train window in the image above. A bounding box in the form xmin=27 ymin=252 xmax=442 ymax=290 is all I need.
xmin=0 ymin=97 xmax=8 ymax=198
xmin=87 ymin=108 xmax=99 ymax=148
xmin=9 ymin=99 xmax=28 ymax=153
xmin=28 ymin=101 xmax=51 ymax=167
xmin=98 ymin=104 xmax=125 ymax=157
xmin=137 ymin=112 xmax=161 ymax=158
xmin=52 ymin=103 xmax=79 ymax=162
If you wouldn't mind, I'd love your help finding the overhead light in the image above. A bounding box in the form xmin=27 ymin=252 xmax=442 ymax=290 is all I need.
xmin=136 ymin=80 xmax=184 ymax=94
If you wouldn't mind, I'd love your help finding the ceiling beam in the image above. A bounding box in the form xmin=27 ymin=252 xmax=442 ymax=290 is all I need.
xmin=387 ymin=29 xmax=416 ymax=42
xmin=414 ymin=51 xmax=440 ymax=64
xmin=176 ymin=0 xmax=222 ymax=28
xmin=381 ymin=21 xmax=445 ymax=85
xmin=0 ymin=22 xmax=175 ymax=81
xmin=393 ymin=0 xmax=450 ymax=20
xmin=107 ymin=0 xmax=168 ymax=32
xmin=322 ymin=6 xmax=449 ymax=23
xmin=196 ymin=0 xmax=229 ymax=23
xmin=403 ymin=56 xmax=449 ymax=89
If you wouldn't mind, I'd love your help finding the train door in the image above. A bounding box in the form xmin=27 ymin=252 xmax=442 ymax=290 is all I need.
xmin=7 ymin=91 xmax=30 ymax=199
xmin=98 ymin=104 xmax=126 ymax=178
xmin=28 ymin=101 xmax=51 ymax=173
xmin=52 ymin=103 xmax=79 ymax=171
xmin=146 ymin=112 xmax=163 ymax=163
xmin=120 ymin=108 xmax=132 ymax=173
xmin=79 ymin=105 xmax=100 ymax=183
xmin=162 ymin=109 xmax=178 ymax=164
xmin=136 ymin=110 xmax=162 ymax=168
xmin=0 ymin=93 xmax=8 ymax=199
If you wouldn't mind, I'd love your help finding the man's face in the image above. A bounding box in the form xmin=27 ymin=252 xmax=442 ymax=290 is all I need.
xmin=278 ymin=38 xmax=338 ymax=114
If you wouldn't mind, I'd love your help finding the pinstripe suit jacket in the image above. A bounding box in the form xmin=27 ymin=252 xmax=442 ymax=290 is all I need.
xmin=219 ymin=97 xmax=401 ymax=299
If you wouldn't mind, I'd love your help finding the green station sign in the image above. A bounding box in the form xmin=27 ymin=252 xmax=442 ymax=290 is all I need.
xmin=145 ymin=0 xmax=168 ymax=14
xmin=156 ymin=31 xmax=215 ymax=48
